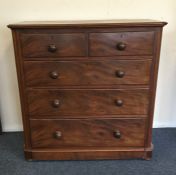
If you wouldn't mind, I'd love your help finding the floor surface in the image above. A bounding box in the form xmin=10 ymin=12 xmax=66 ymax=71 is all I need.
xmin=0 ymin=128 xmax=176 ymax=175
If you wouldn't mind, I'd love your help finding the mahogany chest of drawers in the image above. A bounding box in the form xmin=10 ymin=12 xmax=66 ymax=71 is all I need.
xmin=8 ymin=20 xmax=167 ymax=160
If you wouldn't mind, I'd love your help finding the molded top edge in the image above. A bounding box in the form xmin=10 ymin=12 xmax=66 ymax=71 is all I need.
xmin=8 ymin=19 xmax=167 ymax=29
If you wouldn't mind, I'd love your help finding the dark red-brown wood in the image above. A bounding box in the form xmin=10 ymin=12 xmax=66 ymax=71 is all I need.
xmin=24 ymin=59 xmax=152 ymax=87
xmin=89 ymin=32 xmax=154 ymax=56
xmin=30 ymin=118 xmax=146 ymax=148
xmin=27 ymin=89 xmax=149 ymax=116
xmin=8 ymin=20 xmax=167 ymax=160
xmin=20 ymin=33 xmax=87 ymax=57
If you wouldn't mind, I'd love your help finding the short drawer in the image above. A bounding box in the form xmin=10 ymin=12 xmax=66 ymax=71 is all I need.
xmin=89 ymin=32 xmax=154 ymax=56
xmin=27 ymin=89 xmax=149 ymax=116
xmin=24 ymin=60 xmax=151 ymax=87
xmin=20 ymin=33 xmax=87 ymax=58
xmin=30 ymin=118 xmax=146 ymax=148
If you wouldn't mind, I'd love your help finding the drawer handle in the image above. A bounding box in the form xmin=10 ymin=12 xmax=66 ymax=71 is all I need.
xmin=48 ymin=44 xmax=57 ymax=52
xmin=113 ymin=130 xmax=121 ymax=139
xmin=52 ymin=99 xmax=60 ymax=108
xmin=116 ymin=42 xmax=126 ymax=51
xmin=54 ymin=131 xmax=62 ymax=139
xmin=116 ymin=70 xmax=125 ymax=78
xmin=115 ymin=99 xmax=123 ymax=107
xmin=50 ymin=71 xmax=59 ymax=79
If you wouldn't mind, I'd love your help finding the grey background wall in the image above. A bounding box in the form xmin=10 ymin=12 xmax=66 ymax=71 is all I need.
xmin=0 ymin=0 xmax=175 ymax=131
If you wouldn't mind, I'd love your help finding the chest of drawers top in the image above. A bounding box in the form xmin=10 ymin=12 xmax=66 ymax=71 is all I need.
xmin=8 ymin=19 xmax=167 ymax=28
xmin=8 ymin=20 xmax=166 ymax=160
xmin=8 ymin=19 xmax=166 ymax=58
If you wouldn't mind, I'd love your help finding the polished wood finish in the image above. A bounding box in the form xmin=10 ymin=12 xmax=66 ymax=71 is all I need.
xmin=25 ymin=147 xmax=152 ymax=160
xmin=30 ymin=118 xmax=146 ymax=148
xmin=20 ymin=33 xmax=87 ymax=57
xmin=8 ymin=20 xmax=166 ymax=160
xmin=8 ymin=19 xmax=167 ymax=28
xmin=27 ymin=89 xmax=149 ymax=116
xmin=24 ymin=59 xmax=152 ymax=87
xmin=89 ymin=32 xmax=154 ymax=56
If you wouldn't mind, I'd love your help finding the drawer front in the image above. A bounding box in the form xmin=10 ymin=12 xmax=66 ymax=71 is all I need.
xmin=30 ymin=118 xmax=146 ymax=148
xmin=20 ymin=33 xmax=87 ymax=58
xmin=24 ymin=60 xmax=151 ymax=87
xmin=27 ymin=89 xmax=149 ymax=116
xmin=89 ymin=32 xmax=154 ymax=56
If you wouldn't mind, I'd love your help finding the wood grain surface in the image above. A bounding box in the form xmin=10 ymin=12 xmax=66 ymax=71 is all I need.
xmin=30 ymin=118 xmax=146 ymax=148
xmin=27 ymin=89 xmax=149 ymax=116
xmin=8 ymin=20 xmax=166 ymax=160
xmin=20 ymin=33 xmax=87 ymax=57
xmin=89 ymin=32 xmax=154 ymax=56
xmin=24 ymin=59 xmax=152 ymax=87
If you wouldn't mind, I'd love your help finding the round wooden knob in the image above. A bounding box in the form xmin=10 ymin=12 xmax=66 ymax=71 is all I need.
xmin=116 ymin=42 xmax=126 ymax=51
xmin=48 ymin=44 xmax=57 ymax=52
xmin=115 ymin=99 xmax=123 ymax=107
xmin=116 ymin=70 xmax=125 ymax=78
xmin=54 ymin=131 xmax=62 ymax=139
xmin=113 ymin=130 xmax=121 ymax=139
xmin=52 ymin=99 xmax=60 ymax=108
xmin=50 ymin=71 xmax=59 ymax=79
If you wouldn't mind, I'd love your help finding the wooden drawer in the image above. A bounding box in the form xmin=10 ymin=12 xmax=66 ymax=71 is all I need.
xmin=27 ymin=89 xmax=149 ymax=116
xmin=30 ymin=118 xmax=146 ymax=148
xmin=20 ymin=33 xmax=87 ymax=58
xmin=24 ymin=60 xmax=151 ymax=87
xmin=89 ymin=32 xmax=154 ymax=56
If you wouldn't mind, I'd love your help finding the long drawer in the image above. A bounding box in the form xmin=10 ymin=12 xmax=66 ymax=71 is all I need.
xmin=27 ymin=89 xmax=149 ymax=116
xmin=24 ymin=60 xmax=152 ymax=87
xmin=30 ymin=118 xmax=146 ymax=148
